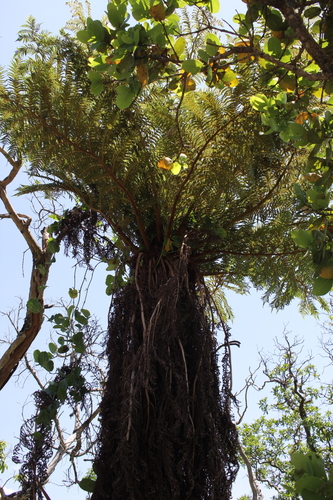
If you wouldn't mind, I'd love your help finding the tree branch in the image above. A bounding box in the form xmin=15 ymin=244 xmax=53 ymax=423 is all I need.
xmin=237 ymin=438 xmax=264 ymax=500
xmin=0 ymin=159 xmax=53 ymax=390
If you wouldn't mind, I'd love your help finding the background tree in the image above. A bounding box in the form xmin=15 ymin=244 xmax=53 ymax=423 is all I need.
xmin=238 ymin=333 xmax=333 ymax=499
xmin=0 ymin=9 xmax=326 ymax=500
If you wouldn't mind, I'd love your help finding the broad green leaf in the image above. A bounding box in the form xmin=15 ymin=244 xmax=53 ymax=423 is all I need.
xmin=295 ymin=476 xmax=325 ymax=492
xmin=288 ymin=122 xmax=306 ymax=137
xmin=38 ymin=351 xmax=54 ymax=372
xmin=233 ymin=13 xmax=246 ymax=25
xmin=107 ymin=3 xmax=127 ymax=27
xmin=198 ymin=49 xmax=209 ymax=63
xmin=264 ymin=37 xmax=282 ymax=57
xmin=49 ymin=343 xmax=57 ymax=354
xmin=91 ymin=81 xmax=104 ymax=95
xmin=276 ymin=92 xmax=287 ymax=105
xmin=88 ymin=68 xmax=102 ymax=81
xmin=33 ymin=349 xmax=41 ymax=363
xmin=291 ymin=229 xmax=313 ymax=248
xmin=205 ymin=37 xmax=220 ymax=56
xmin=57 ymin=379 xmax=68 ymax=403
xmin=79 ymin=477 xmax=96 ymax=493
xmin=115 ymin=85 xmax=136 ymax=109
xmin=27 ymin=298 xmax=43 ymax=314
xmin=313 ymin=276 xmax=333 ymax=296
xmin=181 ymin=59 xmax=203 ymax=75
xmin=89 ymin=19 xmax=106 ymax=42
xmin=47 ymin=238 xmax=60 ymax=254
xmin=265 ymin=11 xmax=284 ymax=30
xmin=222 ymin=69 xmax=237 ymax=82
xmin=304 ymin=6 xmax=321 ymax=18
xmin=77 ymin=29 xmax=93 ymax=43
xmin=75 ymin=309 xmax=88 ymax=325
xmin=207 ymin=0 xmax=219 ymax=14
xmin=36 ymin=409 xmax=53 ymax=426
xmin=106 ymin=261 xmax=118 ymax=271
xmin=58 ymin=345 xmax=69 ymax=354
xmin=37 ymin=264 xmax=46 ymax=275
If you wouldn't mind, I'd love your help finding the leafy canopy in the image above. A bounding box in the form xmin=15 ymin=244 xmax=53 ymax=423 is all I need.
xmin=0 ymin=15 xmax=323 ymax=310
xmin=76 ymin=0 xmax=333 ymax=296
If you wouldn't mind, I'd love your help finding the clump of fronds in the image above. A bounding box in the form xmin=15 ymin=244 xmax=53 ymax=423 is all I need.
xmin=54 ymin=205 xmax=116 ymax=267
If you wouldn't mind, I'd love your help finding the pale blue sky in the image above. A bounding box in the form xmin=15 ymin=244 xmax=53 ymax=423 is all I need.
xmin=0 ymin=1 xmax=329 ymax=499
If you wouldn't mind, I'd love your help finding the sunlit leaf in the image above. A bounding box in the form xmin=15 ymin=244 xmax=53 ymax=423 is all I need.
xmin=174 ymin=37 xmax=186 ymax=57
xmin=291 ymin=229 xmax=313 ymax=248
xmin=171 ymin=162 xmax=182 ymax=175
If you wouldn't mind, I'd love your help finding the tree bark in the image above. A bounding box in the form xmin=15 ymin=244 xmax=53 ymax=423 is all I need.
xmin=92 ymin=248 xmax=239 ymax=499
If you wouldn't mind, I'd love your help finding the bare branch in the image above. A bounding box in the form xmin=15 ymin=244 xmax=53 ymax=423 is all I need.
xmin=46 ymin=406 xmax=100 ymax=479
xmin=0 ymin=147 xmax=22 ymax=186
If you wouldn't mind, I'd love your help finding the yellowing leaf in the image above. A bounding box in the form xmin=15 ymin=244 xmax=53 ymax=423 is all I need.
xmin=137 ymin=64 xmax=149 ymax=86
xmin=69 ymin=288 xmax=78 ymax=299
xmin=149 ymin=4 xmax=166 ymax=21
xmin=218 ymin=46 xmax=225 ymax=54
xmin=224 ymin=78 xmax=239 ymax=87
xmin=171 ymin=162 xmax=182 ymax=175
xmin=174 ymin=37 xmax=186 ymax=57
xmin=278 ymin=75 xmax=296 ymax=92
xmin=185 ymin=78 xmax=196 ymax=91
xmin=158 ymin=157 xmax=174 ymax=170
xmin=304 ymin=172 xmax=322 ymax=182
xmin=235 ymin=41 xmax=255 ymax=63
xmin=295 ymin=112 xmax=309 ymax=124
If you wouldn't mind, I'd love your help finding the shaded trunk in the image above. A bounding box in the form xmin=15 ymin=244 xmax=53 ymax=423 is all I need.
xmin=93 ymin=246 xmax=238 ymax=499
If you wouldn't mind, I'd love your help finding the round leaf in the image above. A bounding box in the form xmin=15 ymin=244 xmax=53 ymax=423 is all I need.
xmin=79 ymin=478 xmax=96 ymax=493
xmin=313 ymin=276 xmax=333 ymax=296
xmin=27 ymin=298 xmax=43 ymax=314
xmin=181 ymin=59 xmax=203 ymax=75
xmin=115 ymin=85 xmax=136 ymax=109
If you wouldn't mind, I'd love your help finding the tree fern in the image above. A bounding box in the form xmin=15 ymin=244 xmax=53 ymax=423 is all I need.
xmin=0 ymin=19 xmax=323 ymax=499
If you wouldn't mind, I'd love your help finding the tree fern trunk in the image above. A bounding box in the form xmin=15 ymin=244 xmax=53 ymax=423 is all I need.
xmin=93 ymin=246 xmax=238 ymax=499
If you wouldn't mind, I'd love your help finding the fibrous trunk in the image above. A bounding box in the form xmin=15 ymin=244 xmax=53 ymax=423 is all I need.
xmin=93 ymin=245 xmax=238 ymax=499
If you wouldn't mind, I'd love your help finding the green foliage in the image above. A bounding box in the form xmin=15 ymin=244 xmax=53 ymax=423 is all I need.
xmin=0 ymin=19 xmax=320 ymax=311
xmin=27 ymin=298 xmax=43 ymax=314
xmin=72 ymin=0 xmax=333 ymax=296
xmin=292 ymin=451 xmax=333 ymax=500
xmin=239 ymin=337 xmax=333 ymax=498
